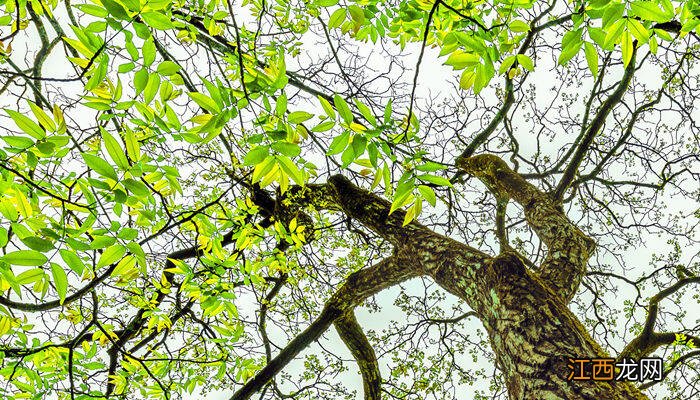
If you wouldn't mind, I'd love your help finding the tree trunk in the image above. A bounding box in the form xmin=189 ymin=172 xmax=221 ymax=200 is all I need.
xmin=431 ymin=249 xmax=647 ymax=399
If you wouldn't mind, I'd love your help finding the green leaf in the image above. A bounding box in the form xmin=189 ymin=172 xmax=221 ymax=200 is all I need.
xmin=1 ymin=250 xmax=48 ymax=266
xmin=288 ymin=111 xmax=313 ymax=124
xmin=51 ymin=263 xmax=68 ymax=304
xmin=630 ymin=1 xmax=672 ymax=22
xmin=509 ymin=20 xmax=530 ymax=32
xmin=275 ymin=94 xmax=288 ymax=116
xmin=143 ymin=73 xmax=161 ymax=105
xmin=252 ymin=156 xmax=275 ymax=183
xmin=318 ymin=95 xmax=335 ymax=119
xmin=517 ymin=54 xmax=534 ymax=71
xmin=60 ymin=249 xmax=85 ymax=275
xmin=417 ymin=185 xmax=436 ymax=206
xmin=125 ymin=128 xmax=141 ymax=161
xmin=327 ymin=131 xmax=350 ymax=155
xmin=584 ymin=42 xmax=599 ymax=77
xmin=5 ymin=109 xmax=45 ymax=139
xmin=28 ymin=102 xmax=56 ymax=132
xmin=75 ymin=4 xmax=109 ymax=18
xmin=243 ymin=146 xmax=270 ymax=166
xmin=627 ymin=19 xmax=650 ymax=43
xmin=333 ymin=94 xmax=353 ymax=124
xmin=312 ymin=120 xmax=335 ymax=132
xmin=341 ymin=145 xmax=355 ymax=167
xmin=97 ymin=244 xmax=126 ymax=268
xmin=390 ymin=191 xmax=414 ymax=214
xmin=134 ymin=68 xmax=149 ymax=95
xmin=445 ymin=51 xmax=480 ymax=69
xmin=188 ymin=92 xmax=221 ymax=113
xmin=20 ymin=236 xmax=54 ymax=252
xmin=82 ymin=153 xmax=118 ymax=181
xmin=112 ymin=254 xmax=137 ymax=277
xmin=460 ymin=70 xmax=476 ymax=90
xmin=328 ymin=8 xmax=346 ymax=29
xmin=416 ymin=161 xmax=447 ymax=172
xmin=418 ymin=174 xmax=452 ymax=187
xmin=1 ymin=136 xmax=34 ymax=149
xmin=621 ymin=31 xmax=634 ymax=66
xmin=157 ymin=60 xmax=181 ymax=75
xmin=271 ymin=142 xmax=301 ymax=157
xmin=348 ymin=5 xmax=365 ymax=25
xmin=604 ymin=19 xmax=626 ymax=49
xmin=354 ymin=99 xmax=377 ymax=126
xmin=588 ymin=27 xmax=608 ymax=48
xmin=558 ymin=29 xmax=583 ymax=65
xmin=402 ymin=202 xmax=417 ymax=226
xmin=122 ymin=178 xmax=150 ymax=197
xmin=16 ymin=268 xmax=44 ymax=285
xmin=351 ymin=135 xmax=367 ymax=157
xmin=142 ymin=12 xmax=174 ymax=30
xmin=383 ymin=100 xmax=392 ymax=124
xmin=277 ymin=156 xmax=304 ymax=185
xmin=499 ymin=55 xmax=516 ymax=75
xmin=100 ymin=127 xmax=129 ymax=170
xmin=100 ymin=0 xmax=129 ymax=20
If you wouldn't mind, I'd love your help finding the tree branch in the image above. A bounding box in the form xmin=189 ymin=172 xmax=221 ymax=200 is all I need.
xmin=457 ymin=154 xmax=595 ymax=301
xmin=334 ymin=311 xmax=382 ymax=400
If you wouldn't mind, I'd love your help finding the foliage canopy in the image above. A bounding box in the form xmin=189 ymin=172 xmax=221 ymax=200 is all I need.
xmin=0 ymin=0 xmax=698 ymax=399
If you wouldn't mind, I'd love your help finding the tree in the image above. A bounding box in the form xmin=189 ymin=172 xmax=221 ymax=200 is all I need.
xmin=0 ymin=0 xmax=698 ymax=398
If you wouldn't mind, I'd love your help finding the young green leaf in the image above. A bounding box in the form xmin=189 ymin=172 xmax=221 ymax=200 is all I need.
xmin=188 ymin=92 xmax=221 ymax=113
xmin=5 ymin=109 xmax=45 ymax=139
xmin=28 ymin=102 xmax=56 ymax=132
xmin=17 ymin=268 xmax=45 ymax=284
xmin=517 ymin=54 xmax=534 ymax=71
xmin=333 ymin=94 xmax=353 ymax=124
xmin=354 ymin=99 xmax=376 ymax=126
xmin=97 ymin=244 xmax=126 ymax=268
xmin=60 ymin=249 xmax=86 ymax=275
xmin=157 ymin=61 xmax=181 ymax=75
xmin=50 ymin=263 xmax=68 ymax=304
xmin=244 ymin=146 xmax=270 ymax=166
xmin=328 ymin=8 xmax=346 ymax=29
xmin=271 ymin=142 xmax=301 ymax=158
xmin=82 ymin=153 xmax=118 ymax=181
xmin=277 ymin=156 xmax=304 ymax=185
xmin=288 ymin=111 xmax=313 ymax=124
xmin=1 ymin=250 xmax=48 ymax=266
xmin=141 ymin=12 xmax=174 ymax=30
xmin=100 ymin=127 xmax=129 ymax=170
xmin=418 ymin=174 xmax=452 ymax=187
xmin=417 ymin=185 xmax=436 ymax=206
xmin=583 ymin=42 xmax=599 ymax=77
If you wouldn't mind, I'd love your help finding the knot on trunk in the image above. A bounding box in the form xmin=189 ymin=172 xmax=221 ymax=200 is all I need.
xmin=490 ymin=251 xmax=527 ymax=279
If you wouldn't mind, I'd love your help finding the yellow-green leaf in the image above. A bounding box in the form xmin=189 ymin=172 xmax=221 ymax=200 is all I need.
xmin=17 ymin=268 xmax=45 ymax=284
xmin=28 ymin=101 xmax=56 ymax=132
xmin=97 ymin=244 xmax=126 ymax=268
xmin=100 ymin=127 xmax=129 ymax=170
xmin=50 ymin=263 xmax=68 ymax=304
xmin=1 ymin=250 xmax=48 ymax=266
xmin=5 ymin=109 xmax=46 ymax=139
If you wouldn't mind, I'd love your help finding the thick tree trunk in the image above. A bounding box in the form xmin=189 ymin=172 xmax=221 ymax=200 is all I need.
xmin=431 ymin=249 xmax=647 ymax=399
